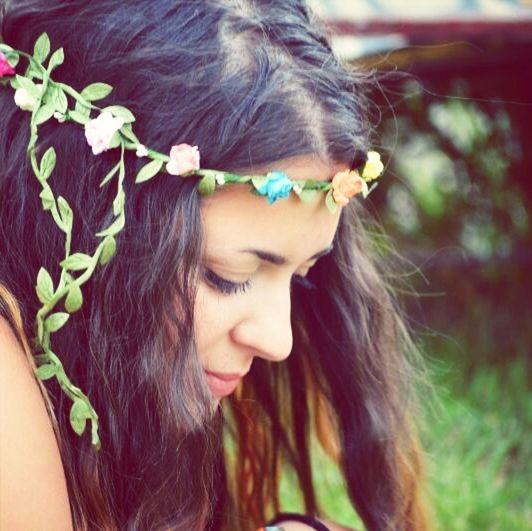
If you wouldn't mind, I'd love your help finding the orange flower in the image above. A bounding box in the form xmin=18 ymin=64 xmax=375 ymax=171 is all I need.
xmin=331 ymin=169 xmax=363 ymax=206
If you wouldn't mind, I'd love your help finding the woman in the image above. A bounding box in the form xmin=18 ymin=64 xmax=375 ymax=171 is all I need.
xmin=0 ymin=1 xmax=431 ymax=529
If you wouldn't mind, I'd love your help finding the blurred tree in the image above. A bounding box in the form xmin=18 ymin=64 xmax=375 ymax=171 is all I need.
xmin=369 ymin=75 xmax=531 ymax=370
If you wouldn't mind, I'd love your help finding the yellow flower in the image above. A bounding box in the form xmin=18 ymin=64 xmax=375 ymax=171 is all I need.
xmin=331 ymin=169 xmax=364 ymax=207
xmin=361 ymin=151 xmax=384 ymax=182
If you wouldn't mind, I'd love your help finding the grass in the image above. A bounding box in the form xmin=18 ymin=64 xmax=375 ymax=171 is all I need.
xmin=424 ymin=359 xmax=531 ymax=530
xmin=279 ymin=358 xmax=531 ymax=530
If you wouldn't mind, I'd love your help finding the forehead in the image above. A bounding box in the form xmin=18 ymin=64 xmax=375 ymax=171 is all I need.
xmin=200 ymin=155 xmax=345 ymax=262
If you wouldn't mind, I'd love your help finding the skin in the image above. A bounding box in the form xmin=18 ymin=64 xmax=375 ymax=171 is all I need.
xmin=195 ymin=153 xmax=354 ymax=530
xmin=195 ymin=154 xmax=344 ymax=384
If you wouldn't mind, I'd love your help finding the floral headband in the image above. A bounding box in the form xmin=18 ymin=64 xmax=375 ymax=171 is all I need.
xmin=0 ymin=34 xmax=384 ymax=449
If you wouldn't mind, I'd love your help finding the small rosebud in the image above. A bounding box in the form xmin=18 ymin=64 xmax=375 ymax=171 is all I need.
xmin=361 ymin=151 xmax=384 ymax=182
xmin=166 ymin=144 xmax=200 ymax=176
xmin=136 ymin=144 xmax=148 ymax=158
xmin=215 ymin=173 xmax=226 ymax=185
xmin=257 ymin=171 xmax=293 ymax=204
xmin=84 ymin=111 xmax=124 ymax=155
xmin=53 ymin=111 xmax=66 ymax=123
xmin=331 ymin=169 xmax=364 ymax=207
xmin=14 ymin=84 xmax=42 ymax=112
xmin=0 ymin=52 xmax=16 ymax=77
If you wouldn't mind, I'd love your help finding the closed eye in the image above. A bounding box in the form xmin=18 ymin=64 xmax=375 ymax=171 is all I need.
xmin=204 ymin=268 xmax=252 ymax=295
xmin=204 ymin=270 xmax=317 ymax=295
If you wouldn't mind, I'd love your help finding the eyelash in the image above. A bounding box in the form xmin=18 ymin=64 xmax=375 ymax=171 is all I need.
xmin=204 ymin=269 xmax=252 ymax=295
xmin=204 ymin=269 xmax=317 ymax=295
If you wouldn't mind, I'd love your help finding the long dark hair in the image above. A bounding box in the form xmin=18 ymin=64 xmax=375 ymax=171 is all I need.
xmin=0 ymin=1 xmax=431 ymax=529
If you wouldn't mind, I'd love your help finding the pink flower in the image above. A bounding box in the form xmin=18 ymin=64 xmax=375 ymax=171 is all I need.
xmin=0 ymin=52 xmax=15 ymax=77
xmin=166 ymin=144 xmax=200 ymax=176
xmin=84 ymin=111 xmax=124 ymax=155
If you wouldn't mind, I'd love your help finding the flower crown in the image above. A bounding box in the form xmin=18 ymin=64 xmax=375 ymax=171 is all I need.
xmin=0 ymin=34 xmax=384 ymax=449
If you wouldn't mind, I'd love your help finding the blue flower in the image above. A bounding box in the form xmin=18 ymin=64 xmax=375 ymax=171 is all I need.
xmin=257 ymin=171 xmax=293 ymax=204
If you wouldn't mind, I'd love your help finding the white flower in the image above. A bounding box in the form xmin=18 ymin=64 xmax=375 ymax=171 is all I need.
xmin=84 ymin=111 xmax=124 ymax=155
xmin=136 ymin=144 xmax=148 ymax=158
xmin=293 ymin=184 xmax=302 ymax=195
xmin=215 ymin=173 xmax=226 ymax=185
xmin=14 ymin=84 xmax=42 ymax=112
xmin=166 ymin=144 xmax=200 ymax=176
xmin=53 ymin=111 xmax=66 ymax=123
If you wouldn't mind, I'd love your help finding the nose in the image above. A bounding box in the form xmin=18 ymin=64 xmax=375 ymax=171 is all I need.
xmin=230 ymin=279 xmax=293 ymax=363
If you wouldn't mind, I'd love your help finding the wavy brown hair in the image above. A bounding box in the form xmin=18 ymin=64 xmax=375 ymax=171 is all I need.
xmin=1 ymin=0 xmax=432 ymax=529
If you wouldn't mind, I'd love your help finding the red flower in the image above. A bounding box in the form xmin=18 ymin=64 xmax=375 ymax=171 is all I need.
xmin=0 ymin=52 xmax=15 ymax=77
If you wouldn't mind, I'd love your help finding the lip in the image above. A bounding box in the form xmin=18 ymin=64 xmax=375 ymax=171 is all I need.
xmin=204 ymin=370 xmax=243 ymax=398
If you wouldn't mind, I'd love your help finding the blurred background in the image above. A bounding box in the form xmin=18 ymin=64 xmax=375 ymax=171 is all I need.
xmin=304 ymin=1 xmax=532 ymax=528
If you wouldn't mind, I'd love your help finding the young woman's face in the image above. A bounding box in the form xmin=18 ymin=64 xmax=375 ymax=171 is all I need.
xmin=195 ymin=154 xmax=345 ymax=399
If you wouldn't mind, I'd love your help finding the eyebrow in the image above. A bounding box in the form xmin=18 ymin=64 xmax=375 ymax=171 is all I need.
xmin=238 ymin=245 xmax=334 ymax=265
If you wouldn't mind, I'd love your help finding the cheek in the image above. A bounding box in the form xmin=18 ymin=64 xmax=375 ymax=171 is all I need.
xmin=194 ymin=285 xmax=235 ymax=361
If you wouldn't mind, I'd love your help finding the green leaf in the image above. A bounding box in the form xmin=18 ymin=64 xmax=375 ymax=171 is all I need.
xmin=107 ymin=131 xmax=121 ymax=150
xmin=298 ymin=189 xmax=318 ymax=203
xmin=45 ymin=312 xmax=70 ymax=333
xmin=119 ymin=123 xmax=140 ymax=144
xmin=74 ymin=98 xmax=91 ymax=117
xmin=251 ymin=175 xmax=269 ymax=192
xmin=68 ymin=110 xmax=90 ymax=125
xmin=26 ymin=64 xmax=43 ymax=81
xmin=80 ymin=82 xmax=113 ymax=102
xmin=57 ymin=196 xmax=73 ymax=232
xmin=113 ymin=187 xmax=125 ymax=216
xmin=47 ymin=47 xmax=65 ymax=71
xmin=60 ymin=253 xmax=93 ymax=271
xmin=16 ymin=74 xmax=40 ymax=98
xmin=135 ymin=159 xmax=163 ymax=184
xmin=39 ymin=186 xmax=55 ymax=211
xmin=36 ymin=363 xmax=57 ymax=380
xmin=34 ymin=103 xmax=55 ymax=125
xmin=70 ymin=400 xmax=91 ymax=435
xmin=65 ymin=283 xmax=83 ymax=313
xmin=198 ymin=174 xmax=216 ymax=195
xmin=325 ymin=189 xmax=337 ymax=214
xmin=361 ymin=180 xmax=371 ymax=199
xmin=39 ymin=147 xmax=56 ymax=181
xmin=95 ymin=211 xmax=125 ymax=238
xmin=44 ymin=84 xmax=68 ymax=113
xmin=9 ymin=76 xmax=20 ymax=90
xmin=28 ymin=131 xmax=38 ymax=152
xmin=36 ymin=267 xmax=54 ymax=304
xmin=99 ymin=160 xmax=121 ymax=188
xmin=99 ymin=235 xmax=117 ymax=265
xmin=33 ymin=33 xmax=51 ymax=64
xmin=103 ymin=105 xmax=135 ymax=123
xmin=91 ymin=422 xmax=101 ymax=450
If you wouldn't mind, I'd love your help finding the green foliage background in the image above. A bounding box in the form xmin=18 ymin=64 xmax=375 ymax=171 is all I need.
xmin=364 ymin=75 xmax=531 ymax=529
xmin=281 ymin=76 xmax=531 ymax=529
xmin=377 ymin=78 xmax=531 ymax=529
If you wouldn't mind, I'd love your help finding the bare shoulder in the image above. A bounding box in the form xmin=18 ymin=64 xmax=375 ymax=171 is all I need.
xmin=0 ymin=316 xmax=73 ymax=530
